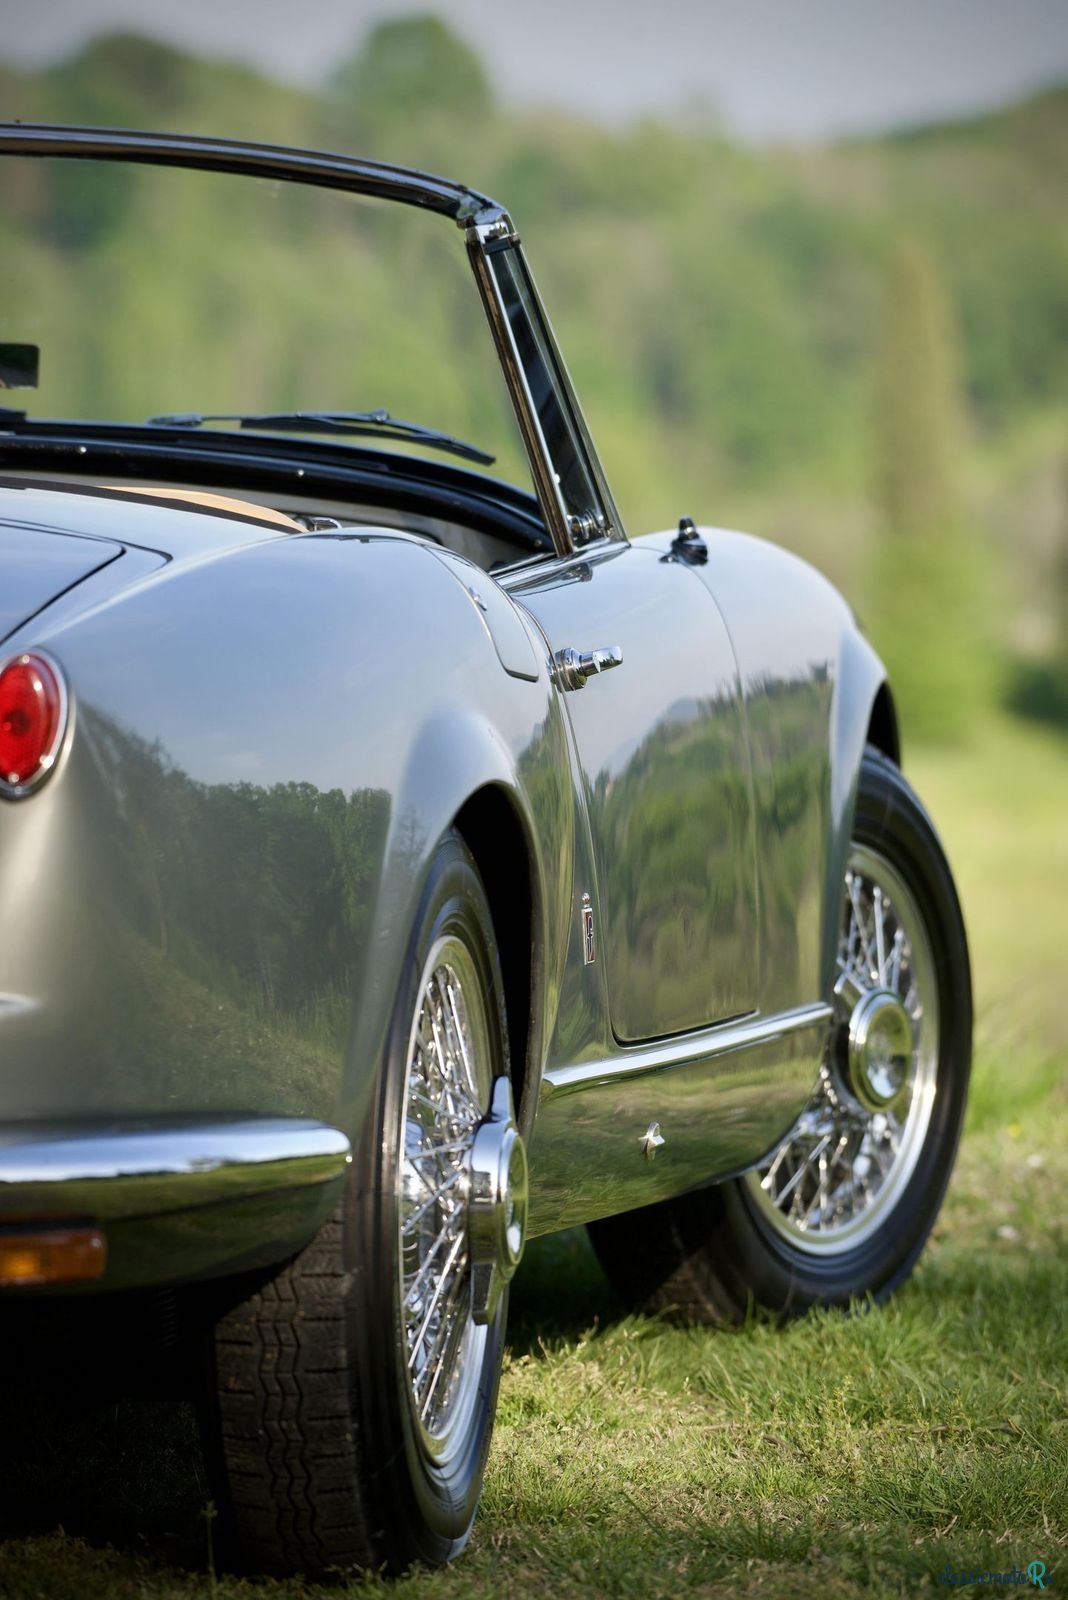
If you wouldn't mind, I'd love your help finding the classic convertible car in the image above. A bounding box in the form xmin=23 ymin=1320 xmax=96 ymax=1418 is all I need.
xmin=0 ymin=125 xmax=970 ymax=1577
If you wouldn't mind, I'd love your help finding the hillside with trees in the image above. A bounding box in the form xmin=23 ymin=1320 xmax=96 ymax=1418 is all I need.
xmin=2 ymin=20 xmax=1066 ymax=737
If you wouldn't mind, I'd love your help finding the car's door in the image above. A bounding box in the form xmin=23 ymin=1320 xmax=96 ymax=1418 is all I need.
xmin=503 ymin=540 xmax=758 ymax=1040
xmin=470 ymin=230 xmax=759 ymax=1041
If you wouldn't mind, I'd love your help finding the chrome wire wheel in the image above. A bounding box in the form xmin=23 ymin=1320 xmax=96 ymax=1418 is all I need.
xmin=746 ymin=842 xmax=940 ymax=1254
xmin=399 ymin=935 xmax=492 ymax=1462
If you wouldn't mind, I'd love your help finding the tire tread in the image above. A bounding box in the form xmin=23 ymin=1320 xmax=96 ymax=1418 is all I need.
xmin=209 ymin=1212 xmax=376 ymax=1578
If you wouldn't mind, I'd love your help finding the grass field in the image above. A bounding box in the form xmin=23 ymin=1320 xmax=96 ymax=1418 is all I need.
xmin=2 ymin=713 xmax=1065 ymax=1600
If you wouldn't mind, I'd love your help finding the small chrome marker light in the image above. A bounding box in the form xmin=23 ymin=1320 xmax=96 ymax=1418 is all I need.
xmin=0 ymin=651 xmax=68 ymax=797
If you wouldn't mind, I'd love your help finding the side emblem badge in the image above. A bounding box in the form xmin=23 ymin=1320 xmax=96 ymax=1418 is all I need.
xmin=641 ymin=1122 xmax=666 ymax=1161
xmin=581 ymin=892 xmax=596 ymax=965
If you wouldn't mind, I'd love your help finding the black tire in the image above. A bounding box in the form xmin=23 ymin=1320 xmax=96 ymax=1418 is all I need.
xmin=203 ymin=831 xmax=510 ymax=1576
xmin=589 ymin=746 xmax=971 ymax=1324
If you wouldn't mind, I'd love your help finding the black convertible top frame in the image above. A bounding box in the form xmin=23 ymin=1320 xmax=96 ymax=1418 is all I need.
xmin=0 ymin=123 xmax=510 ymax=229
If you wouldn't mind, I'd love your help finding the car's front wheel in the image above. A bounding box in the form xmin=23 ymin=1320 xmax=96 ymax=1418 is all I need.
xmin=203 ymin=832 xmax=526 ymax=1576
xmin=589 ymin=747 xmax=971 ymax=1323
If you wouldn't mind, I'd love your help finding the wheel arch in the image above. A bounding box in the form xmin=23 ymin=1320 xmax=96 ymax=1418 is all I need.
xmin=866 ymin=680 xmax=901 ymax=767
xmin=824 ymin=627 xmax=898 ymax=1001
xmin=454 ymin=783 xmax=542 ymax=1137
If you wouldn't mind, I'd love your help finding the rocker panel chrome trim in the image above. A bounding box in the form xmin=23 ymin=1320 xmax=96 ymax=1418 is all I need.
xmin=541 ymin=1003 xmax=832 ymax=1099
xmin=527 ymin=1004 xmax=832 ymax=1236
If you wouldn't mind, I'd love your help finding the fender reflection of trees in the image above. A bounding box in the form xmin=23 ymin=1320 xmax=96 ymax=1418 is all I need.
xmin=593 ymin=691 xmax=755 ymax=1030
xmin=593 ymin=673 xmax=830 ymax=1026
xmin=85 ymin=708 xmax=390 ymax=1030
xmin=744 ymin=668 xmax=833 ymax=1007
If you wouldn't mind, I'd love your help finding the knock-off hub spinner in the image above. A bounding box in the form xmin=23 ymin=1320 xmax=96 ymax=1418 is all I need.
xmin=846 ymin=987 xmax=914 ymax=1113
xmin=468 ymin=1075 xmax=527 ymax=1324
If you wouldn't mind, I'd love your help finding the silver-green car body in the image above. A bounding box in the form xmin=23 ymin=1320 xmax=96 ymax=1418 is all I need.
xmin=0 ymin=125 xmax=896 ymax=1293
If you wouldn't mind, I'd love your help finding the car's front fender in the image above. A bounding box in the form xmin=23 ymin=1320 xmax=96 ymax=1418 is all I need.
xmin=638 ymin=525 xmax=889 ymax=1010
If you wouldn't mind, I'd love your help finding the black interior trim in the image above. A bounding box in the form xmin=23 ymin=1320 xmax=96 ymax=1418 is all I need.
xmin=0 ymin=425 xmax=550 ymax=554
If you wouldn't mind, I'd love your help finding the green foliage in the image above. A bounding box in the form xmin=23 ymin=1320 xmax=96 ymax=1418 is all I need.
xmin=875 ymin=240 xmax=963 ymax=540
xmin=1004 ymin=442 xmax=1068 ymax=737
xmin=3 ymin=33 xmax=1068 ymax=741
xmin=48 ymin=32 xmax=202 ymax=126
xmin=328 ymin=15 xmax=493 ymax=128
xmin=870 ymin=530 xmax=994 ymax=745
xmin=867 ymin=241 xmax=993 ymax=743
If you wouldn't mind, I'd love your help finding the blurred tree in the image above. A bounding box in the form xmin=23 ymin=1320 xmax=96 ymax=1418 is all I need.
xmin=1057 ymin=452 xmax=1068 ymax=688
xmin=869 ymin=240 xmax=994 ymax=743
xmin=50 ymin=32 xmax=198 ymax=125
xmin=1004 ymin=444 xmax=1068 ymax=732
xmin=328 ymin=16 xmax=493 ymax=127
xmin=3 ymin=30 xmax=1064 ymax=678
xmin=876 ymin=241 xmax=962 ymax=539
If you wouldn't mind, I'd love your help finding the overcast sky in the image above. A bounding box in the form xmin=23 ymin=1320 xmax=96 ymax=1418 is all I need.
xmin=3 ymin=0 xmax=1068 ymax=140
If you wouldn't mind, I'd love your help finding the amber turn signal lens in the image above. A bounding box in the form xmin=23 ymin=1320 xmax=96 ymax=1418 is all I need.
xmin=0 ymin=651 xmax=66 ymax=793
xmin=0 ymin=1227 xmax=106 ymax=1286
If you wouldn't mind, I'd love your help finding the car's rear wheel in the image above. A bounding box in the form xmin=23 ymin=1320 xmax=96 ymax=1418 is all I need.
xmin=203 ymin=831 xmax=526 ymax=1576
xmin=588 ymin=747 xmax=971 ymax=1324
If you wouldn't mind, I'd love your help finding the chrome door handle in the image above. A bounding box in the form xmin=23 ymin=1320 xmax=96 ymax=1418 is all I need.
xmin=553 ymin=644 xmax=623 ymax=691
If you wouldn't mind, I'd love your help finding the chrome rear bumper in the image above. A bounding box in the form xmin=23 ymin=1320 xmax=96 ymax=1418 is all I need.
xmin=0 ymin=1116 xmax=351 ymax=1291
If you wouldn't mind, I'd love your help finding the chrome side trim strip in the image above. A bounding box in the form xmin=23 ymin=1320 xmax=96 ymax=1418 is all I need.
xmin=0 ymin=1116 xmax=351 ymax=1219
xmin=541 ymin=1003 xmax=833 ymax=1099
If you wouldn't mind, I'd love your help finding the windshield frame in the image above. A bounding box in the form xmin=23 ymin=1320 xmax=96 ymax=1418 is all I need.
xmin=0 ymin=122 xmax=624 ymax=559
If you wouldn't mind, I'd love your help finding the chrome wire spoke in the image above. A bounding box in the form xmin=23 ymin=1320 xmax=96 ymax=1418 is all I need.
xmin=774 ymin=1133 xmax=833 ymax=1208
xmin=873 ymin=885 xmax=887 ymax=982
xmin=445 ymin=978 xmax=478 ymax=1101
xmin=403 ymin=1166 xmax=466 ymax=1234
xmin=890 ymin=927 xmax=905 ymax=993
xmin=417 ymin=1263 xmax=471 ymax=1419
xmin=407 ymin=1228 xmax=467 ymax=1371
xmin=405 ymin=1137 xmax=472 ymax=1163
xmin=403 ymin=1207 xmax=462 ymax=1307
xmin=746 ymin=845 xmax=939 ymax=1254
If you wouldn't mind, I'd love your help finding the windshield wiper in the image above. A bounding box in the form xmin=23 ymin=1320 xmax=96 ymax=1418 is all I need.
xmin=145 ymin=409 xmax=495 ymax=466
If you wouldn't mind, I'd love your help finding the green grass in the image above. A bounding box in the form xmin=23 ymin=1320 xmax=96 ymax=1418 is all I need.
xmin=1 ymin=712 xmax=1065 ymax=1599
xmin=908 ymin=713 xmax=1068 ymax=1060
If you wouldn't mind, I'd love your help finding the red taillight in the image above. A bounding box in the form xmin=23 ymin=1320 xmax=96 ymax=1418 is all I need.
xmin=0 ymin=652 xmax=67 ymax=795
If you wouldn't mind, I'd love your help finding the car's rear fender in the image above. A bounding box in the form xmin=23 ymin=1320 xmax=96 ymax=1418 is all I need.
xmin=0 ymin=529 xmax=571 ymax=1154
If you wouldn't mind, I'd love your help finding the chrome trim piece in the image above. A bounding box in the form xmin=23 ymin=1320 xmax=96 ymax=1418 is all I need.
xmin=0 ymin=1116 xmax=351 ymax=1218
xmin=527 ymin=1003 xmax=831 ymax=1235
xmin=847 ymin=986 xmax=912 ymax=1112
xmin=552 ymin=644 xmax=623 ymax=692
xmin=466 ymin=236 xmax=627 ymax=558
xmin=541 ymin=1002 xmax=833 ymax=1100
xmin=468 ymin=1076 xmax=528 ymax=1326
xmin=0 ymin=648 xmax=70 ymax=799
xmin=0 ymin=1116 xmax=353 ymax=1291
xmin=0 ymin=124 xmax=501 ymax=223
xmin=465 ymin=234 xmax=572 ymax=556
xmin=581 ymin=892 xmax=596 ymax=966
xmin=568 ymin=510 xmax=610 ymax=542
xmin=519 ymin=249 xmax=628 ymax=548
xmin=468 ymin=213 xmax=519 ymax=246
xmin=640 ymin=1122 xmax=665 ymax=1160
